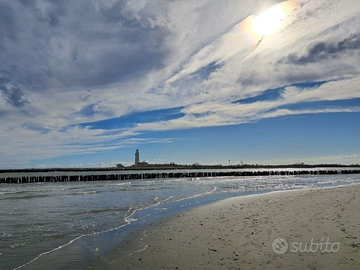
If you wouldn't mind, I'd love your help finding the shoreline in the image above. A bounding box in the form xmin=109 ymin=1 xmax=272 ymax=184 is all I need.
xmin=6 ymin=183 xmax=360 ymax=270
xmin=93 ymin=184 xmax=360 ymax=269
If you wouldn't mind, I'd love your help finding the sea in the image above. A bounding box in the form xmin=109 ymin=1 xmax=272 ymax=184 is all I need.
xmin=1 ymin=168 xmax=360 ymax=270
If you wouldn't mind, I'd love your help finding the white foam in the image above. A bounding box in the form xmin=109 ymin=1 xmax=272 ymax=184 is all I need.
xmin=172 ymin=186 xmax=217 ymax=203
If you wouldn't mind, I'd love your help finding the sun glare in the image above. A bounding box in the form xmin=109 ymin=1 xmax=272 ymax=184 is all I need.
xmin=252 ymin=4 xmax=285 ymax=37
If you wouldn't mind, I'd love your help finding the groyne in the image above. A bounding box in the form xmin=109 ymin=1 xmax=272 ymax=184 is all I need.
xmin=1 ymin=169 xmax=360 ymax=184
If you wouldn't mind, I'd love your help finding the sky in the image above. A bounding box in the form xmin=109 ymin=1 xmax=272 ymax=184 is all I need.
xmin=0 ymin=0 xmax=360 ymax=168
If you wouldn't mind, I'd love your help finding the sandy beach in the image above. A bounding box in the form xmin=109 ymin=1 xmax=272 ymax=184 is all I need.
xmin=94 ymin=184 xmax=360 ymax=270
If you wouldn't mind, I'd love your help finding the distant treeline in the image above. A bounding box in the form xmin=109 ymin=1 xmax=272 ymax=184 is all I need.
xmin=1 ymin=163 xmax=359 ymax=173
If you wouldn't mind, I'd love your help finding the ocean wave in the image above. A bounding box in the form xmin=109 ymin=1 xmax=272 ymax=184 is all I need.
xmin=70 ymin=206 xmax=130 ymax=216
xmin=88 ymin=207 xmax=129 ymax=214
xmin=43 ymin=234 xmax=67 ymax=240
xmin=70 ymin=191 xmax=100 ymax=195
xmin=0 ymin=187 xmax=85 ymax=196
xmin=220 ymin=186 xmax=239 ymax=189
xmin=1 ymin=233 xmax=12 ymax=238
xmin=10 ymin=242 xmax=29 ymax=249
xmin=105 ymin=182 xmax=131 ymax=186
xmin=118 ymin=187 xmax=173 ymax=192
xmin=130 ymin=184 xmax=154 ymax=187
xmin=0 ymin=190 xmax=29 ymax=195
xmin=0 ymin=194 xmax=51 ymax=200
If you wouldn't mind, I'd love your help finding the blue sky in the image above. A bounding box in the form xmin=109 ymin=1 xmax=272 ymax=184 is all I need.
xmin=1 ymin=0 xmax=360 ymax=168
xmin=31 ymin=98 xmax=360 ymax=168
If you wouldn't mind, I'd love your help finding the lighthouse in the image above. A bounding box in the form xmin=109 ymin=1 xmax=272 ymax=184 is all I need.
xmin=135 ymin=149 xmax=140 ymax=166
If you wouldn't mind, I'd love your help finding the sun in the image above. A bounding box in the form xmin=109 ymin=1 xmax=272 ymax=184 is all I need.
xmin=252 ymin=4 xmax=285 ymax=37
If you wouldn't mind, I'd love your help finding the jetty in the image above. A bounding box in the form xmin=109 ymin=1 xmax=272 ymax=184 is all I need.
xmin=1 ymin=169 xmax=360 ymax=184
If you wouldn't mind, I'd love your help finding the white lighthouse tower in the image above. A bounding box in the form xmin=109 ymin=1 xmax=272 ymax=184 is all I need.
xmin=135 ymin=149 xmax=140 ymax=166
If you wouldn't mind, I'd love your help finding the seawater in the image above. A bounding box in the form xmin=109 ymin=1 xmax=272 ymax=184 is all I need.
xmin=0 ymin=169 xmax=360 ymax=270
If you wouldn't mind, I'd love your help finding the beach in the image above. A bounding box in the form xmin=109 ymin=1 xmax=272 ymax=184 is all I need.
xmin=2 ymin=174 xmax=360 ymax=270
xmin=96 ymin=184 xmax=360 ymax=270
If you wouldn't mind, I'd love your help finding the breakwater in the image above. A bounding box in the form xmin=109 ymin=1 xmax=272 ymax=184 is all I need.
xmin=1 ymin=169 xmax=360 ymax=184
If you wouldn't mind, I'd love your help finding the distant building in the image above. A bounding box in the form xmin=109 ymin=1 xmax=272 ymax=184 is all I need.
xmin=135 ymin=149 xmax=148 ymax=166
xmin=137 ymin=161 xmax=149 ymax=166
xmin=135 ymin=149 xmax=140 ymax=166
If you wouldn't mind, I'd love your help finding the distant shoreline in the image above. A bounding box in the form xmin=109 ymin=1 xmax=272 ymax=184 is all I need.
xmin=1 ymin=164 xmax=359 ymax=173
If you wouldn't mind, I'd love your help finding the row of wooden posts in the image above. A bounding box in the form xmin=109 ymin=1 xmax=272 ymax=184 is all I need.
xmin=1 ymin=169 xmax=360 ymax=184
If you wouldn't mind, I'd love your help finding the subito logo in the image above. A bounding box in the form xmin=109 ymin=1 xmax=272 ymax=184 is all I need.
xmin=272 ymin=238 xmax=288 ymax=254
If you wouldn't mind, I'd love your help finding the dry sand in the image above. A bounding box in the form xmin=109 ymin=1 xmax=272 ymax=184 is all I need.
xmin=96 ymin=185 xmax=360 ymax=269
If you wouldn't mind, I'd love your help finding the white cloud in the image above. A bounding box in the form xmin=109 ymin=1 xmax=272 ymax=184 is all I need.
xmin=282 ymin=77 xmax=360 ymax=103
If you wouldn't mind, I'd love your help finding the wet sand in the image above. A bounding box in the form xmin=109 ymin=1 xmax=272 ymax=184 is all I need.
xmin=93 ymin=185 xmax=360 ymax=269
